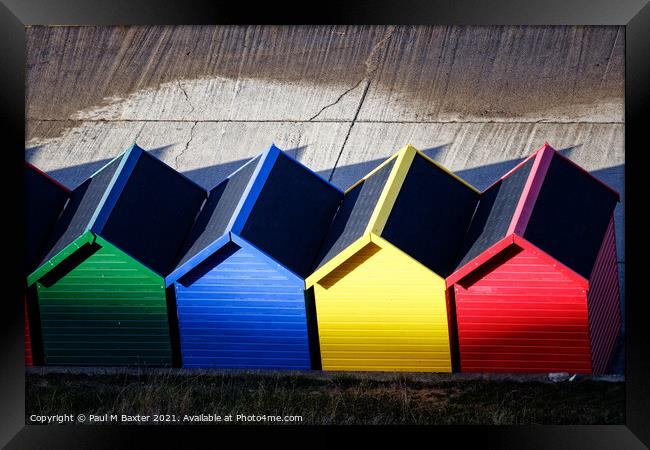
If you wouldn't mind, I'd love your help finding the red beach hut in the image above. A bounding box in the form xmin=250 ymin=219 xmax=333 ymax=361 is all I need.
xmin=447 ymin=143 xmax=620 ymax=374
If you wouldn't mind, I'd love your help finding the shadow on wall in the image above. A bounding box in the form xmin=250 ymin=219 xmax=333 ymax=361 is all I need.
xmin=25 ymin=142 xmax=624 ymax=266
xmin=26 ymin=143 xmax=619 ymax=194
xmin=26 ymin=145 xmax=309 ymax=191
xmin=328 ymin=145 xmax=586 ymax=191
xmin=25 ymin=142 xmax=625 ymax=375
xmin=26 ymin=144 xmax=176 ymax=185
xmin=24 ymin=143 xmax=624 ymax=259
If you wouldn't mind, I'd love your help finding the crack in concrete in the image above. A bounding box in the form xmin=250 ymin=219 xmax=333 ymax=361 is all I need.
xmin=328 ymin=26 xmax=397 ymax=182
xmin=309 ymin=26 xmax=396 ymax=123
xmin=364 ymin=25 xmax=396 ymax=76
xmin=132 ymin=122 xmax=147 ymax=145
xmin=175 ymin=121 xmax=197 ymax=169
xmin=177 ymin=80 xmax=195 ymax=114
xmin=308 ymin=79 xmax=364 ymax=121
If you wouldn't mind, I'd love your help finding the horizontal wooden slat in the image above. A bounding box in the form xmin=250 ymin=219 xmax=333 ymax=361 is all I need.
xmin=37 ymin=244 xmax=172 ymax=366
xmin=453 ymin=247 xmax=592 ymax=373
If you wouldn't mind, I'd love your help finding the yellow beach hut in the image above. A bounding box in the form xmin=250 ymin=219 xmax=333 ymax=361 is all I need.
xmin=306 ymin=145 xmax=480 ymax=372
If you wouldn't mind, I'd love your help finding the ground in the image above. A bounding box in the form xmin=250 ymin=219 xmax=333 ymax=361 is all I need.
xmin=26 ymin=368 xmax=623 ymax=425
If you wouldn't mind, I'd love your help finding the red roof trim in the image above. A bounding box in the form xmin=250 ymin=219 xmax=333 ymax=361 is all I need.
xmin=448 ymin=142 xmax=607 ymax=291
xmin=480 ymin=146 xmax=542 ymax=194
xmin=445 ymin=235 xmax=516 ymax=288
xmin=25 ymin=161 xmax=71 ymax=193
xmin=508 ymin=142 xmax=555 ymax=235
xmin=477 ymin=142 xmax=619 ymax=201
xmin=446 ymin=232 xmax=589 ymax=290
xmin=550 ymin=147 xmax=621 ymax=199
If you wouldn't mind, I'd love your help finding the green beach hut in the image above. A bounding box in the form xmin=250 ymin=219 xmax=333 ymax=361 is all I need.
xmin=26 ymin=144 xmax=206 ymax=366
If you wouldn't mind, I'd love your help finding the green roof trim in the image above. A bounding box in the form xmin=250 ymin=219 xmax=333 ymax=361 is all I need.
xmin=26 ymin=231 xmax=95 ymax=287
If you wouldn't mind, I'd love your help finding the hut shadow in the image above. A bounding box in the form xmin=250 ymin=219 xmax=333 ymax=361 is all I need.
xmin=26 ymin=144 xmax=310 ymax=191
xmin=325 ymin=144 xmax=450 ymax=190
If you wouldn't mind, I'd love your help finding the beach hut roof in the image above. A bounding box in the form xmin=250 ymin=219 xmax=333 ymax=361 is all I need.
xmin=167 ymin=144 xmax=343 ymax=285
xmin=449 ymin=142 xmax=620 ymax=285
xmin=25 ymin=162 xmax=70 ymax=273
xmin=29 ymin=144 xmax=206 ymax=283
xmin=311 ymin=144 xmax=480 ymax=278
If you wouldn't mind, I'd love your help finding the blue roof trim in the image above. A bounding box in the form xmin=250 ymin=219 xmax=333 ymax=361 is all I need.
xmin=166 ymin=150 xmax=273 ymax=286
xmin=88 ymin=144 xmax=141 ymax=234
xmin=164 ymin=233 xmax=231 ymax=287
xmin=87 ymin=152 xmax=124 ymax=179
xmin=150 ymin=148 xmax=207 ymax=193
xmin=221 ymin=152 xmax=264 ymax=181
xmin=286 ymin=151 xmax=344 ymax=195
xmin=228 ymin=145 xmax=280 ymax=235
xmin=230 ymin=233 xmax=304 ymax=285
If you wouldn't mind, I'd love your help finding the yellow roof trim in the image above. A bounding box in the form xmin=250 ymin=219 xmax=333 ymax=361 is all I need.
xmin=369 ymin=233 xmax=446 ymax=283
xmin=305 ymin=234 xmax=373 ymax=288
xmin=413 ymin=145 xmax=480 ymax=194
xmin=307 ymin=144 xmax=472 ymax=288
xmin=365 ymin=145 xmax=416 ymax=235
xmin=344 ymin=151 xmax=402 ymax=193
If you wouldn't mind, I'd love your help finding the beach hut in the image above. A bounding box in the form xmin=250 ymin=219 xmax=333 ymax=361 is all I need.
xmin=26 ymin=144 xmax=206 ymax=366
xmin=446 ymin=143 xmax=620 ymax=374
xmin=166 ymin=144 xmax=342 ymax=369
xmin=25 ymin=163 xmax=71 ymax=366
xmin=306 ymin=144 xmax=480 ymax=372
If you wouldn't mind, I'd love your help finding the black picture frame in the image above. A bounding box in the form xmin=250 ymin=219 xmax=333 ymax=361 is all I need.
xmin=1 ymin=0 xmax=648 ymax=447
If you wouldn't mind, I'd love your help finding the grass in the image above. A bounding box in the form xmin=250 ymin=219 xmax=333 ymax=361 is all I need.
xmin=25 ymin=369 xmax=624 ymax=425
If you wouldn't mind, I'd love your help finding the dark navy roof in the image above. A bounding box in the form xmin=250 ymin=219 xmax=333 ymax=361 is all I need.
xmin=454 ymin=156 xmax=534 ymax=270
xmin=454 ymin=146 xmax=619 ymax=280
xmin=36 ymin=145 xmax=207 ymax=276
xmin=313 ymin=149 xmax=480 ymax=277
xmin=174 ymin=155 xmax=260 ymax=270
xmin=238 ymin=150 xmax=343 ymax=278
xmin=171 ymin=145 xmax=343 ymax=281
xmin=37 ymin=157 xmax=121 ymax=268
xmin=523 ymin=151 xmax=619 ymax=279
xmin=25 ymin=164 xmax=70 ymax=273
xmin=312 ymin=158 xmax=395 ymax=271
xmin=381 ymin=153 xmax=480 ymax=277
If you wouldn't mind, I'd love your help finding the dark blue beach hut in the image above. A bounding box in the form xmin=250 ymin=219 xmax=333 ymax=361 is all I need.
xmin=166 ymin=144 xmax=343 ymax=369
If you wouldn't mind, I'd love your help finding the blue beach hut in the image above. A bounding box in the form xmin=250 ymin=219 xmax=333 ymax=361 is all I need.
xmin=166 ymin=144 xmax=343 ymax=369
